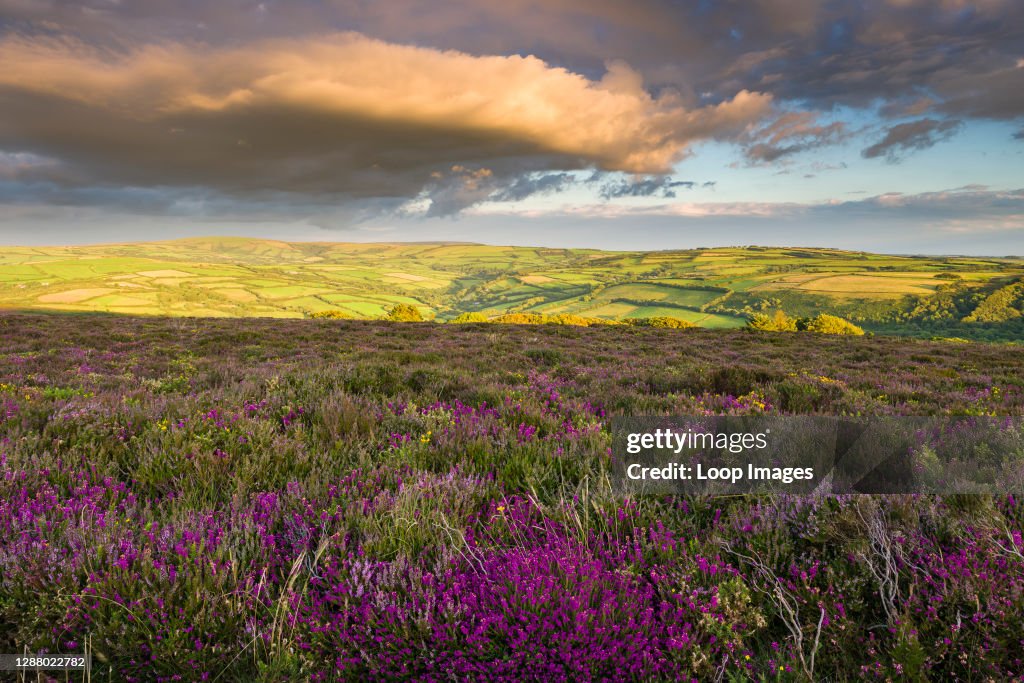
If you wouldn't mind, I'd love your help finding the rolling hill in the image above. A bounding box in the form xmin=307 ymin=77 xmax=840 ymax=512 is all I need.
xmin=1 ymin=237 xmax=1022 ymax=339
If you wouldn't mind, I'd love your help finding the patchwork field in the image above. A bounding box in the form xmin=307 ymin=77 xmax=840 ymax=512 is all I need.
xmin=0 ymin=238 xmax=1022 ymax=339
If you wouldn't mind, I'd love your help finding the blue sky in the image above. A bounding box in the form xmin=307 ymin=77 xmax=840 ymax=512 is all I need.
xmin=0 ymin=0 xmax=1022 ymax=253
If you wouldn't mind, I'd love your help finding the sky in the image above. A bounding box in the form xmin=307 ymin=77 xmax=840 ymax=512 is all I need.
xmin=0 ymin=0 xmax=1022 ymax=254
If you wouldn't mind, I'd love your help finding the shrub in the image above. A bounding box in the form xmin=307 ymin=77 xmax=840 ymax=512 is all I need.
xmin=747 ymin=310 xmax=798 ymax=331
xmin=627 ymin=316 xmax=696 ymax=329
xmin=544 ymin=314 xmax=618 ymax=327
xmin=451 ymin=312 xmax=489 ymax=323
xmin=490 ymin=313 xmax=546 ymax=325
xmin=488 ymin=313 xmax=614 ymax=327
xmin=386 ymin=303 xmax=425 ymax=322
xmin=309 ymin=310 xmax=353 ymax=319
xmin=802 ymin=313 xmax=864 ymax=335
xmin=524 ymin=348 xmax=563 ymax=365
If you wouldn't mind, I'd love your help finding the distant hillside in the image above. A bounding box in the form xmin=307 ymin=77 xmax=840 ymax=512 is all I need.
xmin=1 ymin=238 xmax=1022 ymax=340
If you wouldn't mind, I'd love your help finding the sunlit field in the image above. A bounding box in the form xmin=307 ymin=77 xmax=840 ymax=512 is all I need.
xmin=2 ymin=239 xmax=1022 ymax=340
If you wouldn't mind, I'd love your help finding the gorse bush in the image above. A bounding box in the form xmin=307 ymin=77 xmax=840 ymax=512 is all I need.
xmin=488 ymin=312 xmax=616 ymax=326
xmin=748 ymin=310 xmax=864 ymax=335
xmin=802 ymin=313 xmax=865 ymax=335
xmin=386 ymin=303 xmax=425 ymax=322
xmin=747 ymin=310 xmax=799 ymax=331
xmin=544 ymin=313 xmax=619 ymax=326
xmin=487 ymin=312 xmax=547 ymax=324
xmin=451 ymin=311 xmax=489 ymax=323
xmin=309 ymin=309 xmax=353 ymax=319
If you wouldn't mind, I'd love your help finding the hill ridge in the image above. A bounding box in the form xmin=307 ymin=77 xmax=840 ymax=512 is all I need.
xmin=1 ymin=238 xmax=1022 ymax=340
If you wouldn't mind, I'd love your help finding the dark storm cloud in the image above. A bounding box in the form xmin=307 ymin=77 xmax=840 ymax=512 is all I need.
xmin=714 ymin=1 xmax=1023 ymax=118
xmin=861 ymin=118 xmax=964 ymax=162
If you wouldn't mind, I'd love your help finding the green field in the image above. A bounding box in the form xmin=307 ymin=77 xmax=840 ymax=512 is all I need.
xmin=1 ymin=237 xmax=1022 ymax=339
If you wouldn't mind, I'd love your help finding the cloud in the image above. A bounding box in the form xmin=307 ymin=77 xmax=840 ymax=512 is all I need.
xmin=838 ymin=185 xmax=1024 ymax=222
xmin=417 ymin=165 xmax=499 ymax=218
xmin=490 ymin=172 xmax=576 ymax=203
xmin=861 ymin=118 xmax=963 ymax=162
xmin=416 ymin=168 xmax=710 ymax=217
xmin=0 ymin=32 xmax=772 ymax=209
xmin=478 ymin=185 xmax=1024 ymax=230
xmin=740 ymin=111 xmax=850 ymax=164
xmin=0 ymin=0 xmax=1019 ymax=236
xmin=879 ymin=96 xmax=936 ymax=119
xmin=3 ymin=1 xmax=1021 ymax=125
xmin=597 ymin=176 xmax=700 ymax=199
xmin=705 ymin=1 xmax=1023 ymax=129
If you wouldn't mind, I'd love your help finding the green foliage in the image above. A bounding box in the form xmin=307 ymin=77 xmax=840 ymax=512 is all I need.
xmin=747 ymin=310 xmax=799 ymax=332
xmin=903 ymin=283 xmax=976 ymax=321
xmin=802 ymin=313 xmax=865 ymax=335
xmin=544 ymin=313 xmax=618 ymax=326
xmin=309 ymin=309 xmax=353 ymax=319
xmin=451 ymin=312 xmax=489 ymax=323
xmin=490 ymin=313 xmax=547 ymax=324
xmin=627 ymin=316 xmax=697 ymax=329
xmin=488 ymin=312 xmax=616 ymax=327
xmin=524 ymin=348 xmax=564 ymax=365
xmin=386 ymin=303 xmax=425 ymax=322
xmin=747 ymin=310 xmax=864 ymax=335
xmin=890 ymin=620 xmax=929 ymax=680
xmin=963 ymin=280 xmax=1024 ymax=323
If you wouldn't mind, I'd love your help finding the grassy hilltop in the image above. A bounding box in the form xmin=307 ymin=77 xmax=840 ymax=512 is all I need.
xmin=1 ymin=237 xmax=1022 ymax=339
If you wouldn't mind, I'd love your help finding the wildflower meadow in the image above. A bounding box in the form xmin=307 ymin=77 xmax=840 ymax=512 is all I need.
xmin=1 ymin=312 xmax=1022 ymax=681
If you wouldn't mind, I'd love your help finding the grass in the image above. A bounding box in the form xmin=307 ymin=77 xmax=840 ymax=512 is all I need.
xmin=791 ymin=274 xmax=939 ymax=296
xmin=0 ymin=239 xmax=1021 ymax=340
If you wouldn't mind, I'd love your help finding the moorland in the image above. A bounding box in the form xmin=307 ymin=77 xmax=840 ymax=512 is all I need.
xmin=1 ymin=312 xmax=1022 ymax=681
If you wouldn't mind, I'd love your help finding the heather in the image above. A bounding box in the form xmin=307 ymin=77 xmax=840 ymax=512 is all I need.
xmin=1 ymin=312 xmax=1022 ymax=681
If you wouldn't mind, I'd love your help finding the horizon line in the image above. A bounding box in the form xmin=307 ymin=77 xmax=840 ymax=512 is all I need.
xmin=1 ymin=235 xmax=1021 ymax=260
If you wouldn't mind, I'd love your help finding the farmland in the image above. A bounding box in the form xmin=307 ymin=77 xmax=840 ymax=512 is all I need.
xmin=1 ymin=312 xmax=1023 ymax=681
xmin=1 ymin=238 xmax=1022 ymax=339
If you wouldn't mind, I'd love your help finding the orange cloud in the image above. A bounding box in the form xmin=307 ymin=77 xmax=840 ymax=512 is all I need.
xmin=0 ymin=32 xmax=771 ymax=195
